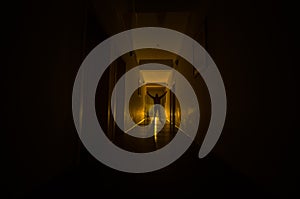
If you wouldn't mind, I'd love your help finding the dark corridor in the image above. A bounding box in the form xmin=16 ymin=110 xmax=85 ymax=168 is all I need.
xmin=3 ymin=0 xmax=299 ymax=198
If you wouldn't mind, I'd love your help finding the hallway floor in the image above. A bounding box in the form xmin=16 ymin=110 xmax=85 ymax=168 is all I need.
xmin=114 ymin=118 xmax=178 ymax=153
xmin=25 ymin=142 xmax=278 ymax=198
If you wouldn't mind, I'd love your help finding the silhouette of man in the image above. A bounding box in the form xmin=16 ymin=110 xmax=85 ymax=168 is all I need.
xmin=147 ymin=91 xmax=167 ymax=122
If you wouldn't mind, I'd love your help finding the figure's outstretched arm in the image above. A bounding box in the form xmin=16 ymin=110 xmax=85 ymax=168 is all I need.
xmin=147 ymin=91 xmax=155 ymax=99
xmin=159 ymin=91 xmax=167 ymax=99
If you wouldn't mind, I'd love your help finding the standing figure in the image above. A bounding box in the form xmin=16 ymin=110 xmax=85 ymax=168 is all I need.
xmin=147 ymin=91 xmax=167 ymax=122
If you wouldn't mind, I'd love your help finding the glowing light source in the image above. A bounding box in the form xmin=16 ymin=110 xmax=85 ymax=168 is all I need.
xmin=154 ymin=116 xmax=158 ymax=143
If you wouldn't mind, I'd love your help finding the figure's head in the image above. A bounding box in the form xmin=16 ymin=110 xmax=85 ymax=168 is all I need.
xmin=155 ymin=94 xmax=158 ymax=97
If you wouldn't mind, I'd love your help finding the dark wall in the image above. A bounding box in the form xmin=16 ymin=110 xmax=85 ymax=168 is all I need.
xmin=205 ymin=0 xmax=298 ymax=195
xmin=3 ymin=0 xmax=87 ymax=197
